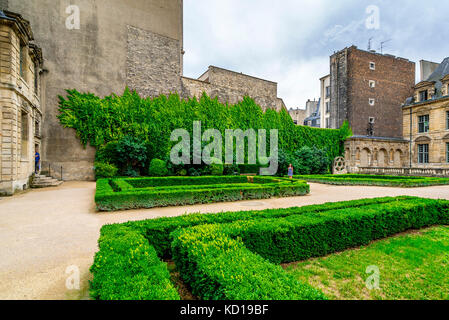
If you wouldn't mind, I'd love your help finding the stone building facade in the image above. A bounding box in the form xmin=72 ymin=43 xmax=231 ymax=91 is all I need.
xmin=329 ymin=46 xmax=415 ymax=138
xmin=344 ymin=136 xmax=409 ymax=171
xmin=0 ymin=1 xmax=288 ymax=193
xmin=181 ymin=66 xmax=286 ymax=112
xmin=319 ymin=75 xmax=331 ymax=128
xmin=403 ymin=57 xmax=449 ymax=168
xmin=288 ymin=108 xmax=307 ymax=125
xmin=0 ymin=11 xmax=43 ymax=195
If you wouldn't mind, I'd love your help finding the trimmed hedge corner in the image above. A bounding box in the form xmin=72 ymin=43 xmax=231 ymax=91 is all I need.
xmin=95 ymin=176 xmax=310 ymax=211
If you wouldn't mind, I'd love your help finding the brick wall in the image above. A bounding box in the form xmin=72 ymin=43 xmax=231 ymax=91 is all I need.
xmin=330 ymin=46 xmax=415 ymax=138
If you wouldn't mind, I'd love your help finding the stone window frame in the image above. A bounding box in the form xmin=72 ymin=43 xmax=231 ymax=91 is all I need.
xmin=369 ymin=80 xmax=376 ymax=88
xmin=447 ymin=142 xmax=449 ymax=163
xmin=369 ymin=62 xmax=376 ymax=70
xmin=369 ymin=98 xmax=375 ymax=106
xmin=20 ymin=109 xmax=30 ymax=161
xmin=446 ymin=109 xmax=449 ymax=130
xmin=418 ymin=114 xmax=430 ymax=133
xmin=417 ymin=143 xmax=429 ymax=164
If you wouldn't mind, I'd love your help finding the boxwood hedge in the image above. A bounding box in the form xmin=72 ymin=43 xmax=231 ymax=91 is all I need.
xmin=95 ymin=176 xmax=310 ymax=211
xmin=171 ymin=197 xmax=449 ymax=299
xmin=90 ymin=196 xmax=449 ymax=300
xmin=296 ymin=174 xmax=449 ymax=188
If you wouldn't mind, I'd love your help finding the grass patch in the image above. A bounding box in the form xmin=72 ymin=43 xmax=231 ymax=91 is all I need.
xmin=95 ymin=176 xmax=309 ymax=211
xmin=284 ymin=226 xmax=449 ymax=300
xmin=295 ymin=174 xmax=449 ymax=188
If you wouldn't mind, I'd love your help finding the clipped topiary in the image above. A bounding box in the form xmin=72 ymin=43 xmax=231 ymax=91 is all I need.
xmin=148 ymin=159 xmax=168 ymax=177
xmin=94 ymin=162 xmax=118 ymax=180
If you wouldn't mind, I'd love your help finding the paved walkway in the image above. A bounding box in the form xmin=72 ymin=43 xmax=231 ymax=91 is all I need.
xmin=1 ymin=181 xmax=449 ymax=300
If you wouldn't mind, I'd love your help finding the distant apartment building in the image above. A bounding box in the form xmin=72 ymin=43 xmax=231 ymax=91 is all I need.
xmin=319 ymin=75 xmax=331 ymax=128
xmin=289 ymin=99 xmax=319 ymax=126
xmin=303 ymin=99 xmax=321 ymax=127
xmin=328 ymin=46 xmax=415 ymax=138
xmin=289 ymin=108 xmax=307 ymax=125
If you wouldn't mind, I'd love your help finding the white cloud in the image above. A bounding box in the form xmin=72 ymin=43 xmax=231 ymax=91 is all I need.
xmin=184 ymin=0 xmax=449 ymax=108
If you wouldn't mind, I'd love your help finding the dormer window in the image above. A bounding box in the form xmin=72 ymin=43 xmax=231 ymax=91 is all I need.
xmin=419 ymin=90 xmax=428 ymax=102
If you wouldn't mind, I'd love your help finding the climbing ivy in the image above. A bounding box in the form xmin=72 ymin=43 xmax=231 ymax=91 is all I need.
xmin=58 ymin=88 xmax=352 ymax=163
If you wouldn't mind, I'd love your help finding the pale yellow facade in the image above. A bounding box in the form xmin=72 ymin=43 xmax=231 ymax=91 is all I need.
xmin=0 ymin=12 xmax=42 ymax=195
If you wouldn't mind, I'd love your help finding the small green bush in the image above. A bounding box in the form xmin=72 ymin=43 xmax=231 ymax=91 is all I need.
xmin=94 ymin=162 xmax=118 ymax=179
xmin=115 ymin=136 xmax=148 ymax=176
xmin=148 ymin=159 xmax=168 ymax=177
xmin=209 ymin=158 xmax=224 ymax=176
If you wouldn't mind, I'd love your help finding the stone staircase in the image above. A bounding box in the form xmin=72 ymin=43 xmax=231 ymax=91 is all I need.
xmin=31 ymin=174 xmax=63 ymax=189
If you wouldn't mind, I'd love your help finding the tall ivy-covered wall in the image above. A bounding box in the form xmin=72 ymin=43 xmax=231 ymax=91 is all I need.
xmin=58 ymin=89 xmax=352 ymax=165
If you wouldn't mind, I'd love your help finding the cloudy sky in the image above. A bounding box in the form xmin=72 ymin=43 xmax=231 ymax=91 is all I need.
xmin=183 ymin=0 xmax=449 ymax=109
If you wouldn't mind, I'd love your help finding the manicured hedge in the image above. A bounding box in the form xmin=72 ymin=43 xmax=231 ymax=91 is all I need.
xmin=90 ymin=196 xmax=449 ymax=300
xmin=132 ymin=196 xmax=413 ymax=258
xmin=171 ymin=197 xmax=449 ymax=299
xmin=171 ymin=224 xmax=326 ymax=300
xmin=296 ymin=174 xmax=449 ymax=187
xmin=89 ymin=224 xmax=180 ymax=300
xmin=95 ymin=176 xmax=310 ymax=211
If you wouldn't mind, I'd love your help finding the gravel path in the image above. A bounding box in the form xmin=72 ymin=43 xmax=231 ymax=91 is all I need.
xmin=1 ymin=181 xmax=448 ymax=300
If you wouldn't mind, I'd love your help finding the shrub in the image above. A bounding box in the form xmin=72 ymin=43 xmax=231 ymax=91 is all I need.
xmin=94 ymin=162 xmax=118 ymax=179
xmin=115 ymin=136 xmax=148 ymax=176
xmin=148 ymin=159 xmax=168 ymax=177
xmin=209 ymin=158 xmax=224 ymax=176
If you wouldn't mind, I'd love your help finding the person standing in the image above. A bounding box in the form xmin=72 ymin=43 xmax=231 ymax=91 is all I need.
xmin=35 ymin=151 xmax=40 ymax=174
xmin=288 ymin=164 xmax=294 ymax=179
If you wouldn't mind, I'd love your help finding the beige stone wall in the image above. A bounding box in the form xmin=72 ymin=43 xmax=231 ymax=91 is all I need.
xmin=181 ymin=66 xmax=286 ymax=112
xmin=289 ymin=108 xmax=307 ymax=125
xmin=0 ymin=20 xmax=42 ymax=195
xmin=4 ymin=0 xmax=184 ymax=181
xmin=403 ymin=97 xmax=449 ymax=168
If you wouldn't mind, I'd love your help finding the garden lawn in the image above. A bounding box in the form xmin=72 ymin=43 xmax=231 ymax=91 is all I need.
xmin=284 ymin=226 xmax=449 ymax=300
xmin=295 ymin=174 xmax=449 ymax=188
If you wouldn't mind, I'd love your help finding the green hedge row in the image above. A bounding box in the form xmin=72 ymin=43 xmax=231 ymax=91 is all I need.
xmin=129 ymin=196 xmax=413 ymax=258
xmin=89 ymin=224 xmax=180 ymax=300
xmin=95 ymin=176 xmax=309 ymax=211
xmin=296 ymin=174 xmax=449 ymax=188
xmin=171 ymin=224 xmax=327 ymax=300
xmin=171 ymin=198 xmax=449 ymax=299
